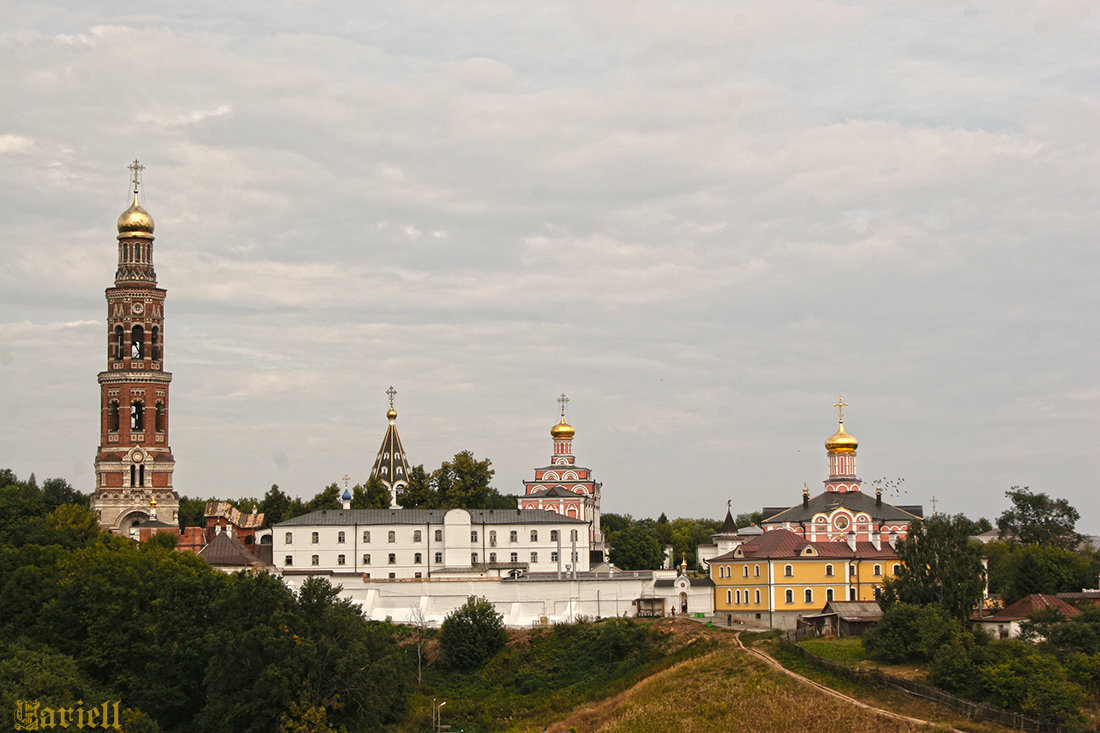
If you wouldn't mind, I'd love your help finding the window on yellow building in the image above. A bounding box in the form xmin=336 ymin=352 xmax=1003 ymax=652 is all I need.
xmin=735 ymin=589 xmax=741 ymax=604
xmin=804 ymin=588 xmax=813 ymax=603
xmin=873 ymin=564 xmax=882 ymax=576
xmin=849 ymin=564 xmax=856 ymax=576
xmin=726 ymin=589 xmax=732 ymax=604
xmin=743 ymin=565 xmax=749 ymax=578
xmin=826 ymin=588 xmax=834 ymax=602
xmin=755 ymin=589 xmax=761 ymax=604
xmin=784 ymin=589 xmax=793 ymax=604
xmin=784 ymin=564 xmax=793 ymax=577
xmin=825 ymin=564 xmax=834 ymax=577
xmin=754 ymin=565 xmax=760 ymax=577
xmin=893 ymin=564 xmax=900 ymax=575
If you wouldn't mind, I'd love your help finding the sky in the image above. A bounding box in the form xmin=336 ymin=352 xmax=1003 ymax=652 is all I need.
xmin=1 ymin=1 xmax=1098 ymax=531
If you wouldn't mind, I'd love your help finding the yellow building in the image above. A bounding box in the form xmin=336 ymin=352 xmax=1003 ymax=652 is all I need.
xmin=708 ymin=528 xmax=899 ymax=630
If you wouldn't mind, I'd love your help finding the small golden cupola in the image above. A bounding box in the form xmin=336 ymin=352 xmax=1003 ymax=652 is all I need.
xmin=550 ymin=392 xmax=575 ymax=439
xmin=117 ymin=170 xmax=155 ymax=239
xmin=825 ymin=395 xmax=858 ymax=454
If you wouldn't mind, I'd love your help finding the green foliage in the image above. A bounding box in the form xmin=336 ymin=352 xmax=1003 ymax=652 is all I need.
xmin=0 ymin=469 xmax=409 ymax=732
xmin=395 ymin=453 xmax=517 ymax=510
xmin=997 ymin=486 xmax=1081 ymax=550
xmin=1001 ymin=544 xmax=1091 ymax=604
xmin=600 ymin=513 xmax=632 ymax=535
xmin=440 ymin=596 xmax=506 ymax=669
xmin=176 ymin=496 xmax=209 ymax=528
xmin=608 ymin=523 xmax=664 ymax=570
xmin=260 ymin=484 xmax=292 ymax=525
xmin=352 ymin=475 xmax=392 ymax=509
xmin=862 ymin=603 xmax=965 ymax=664
xmin=978 ymin=652 xmax=1085 ymax=727
xmin=308 ymin=483 xmax=343 ymax=512
xmin=397 ymin=464 xmax=435 ymax=508
xmin=880 ymin=514 xmax=986 ymax=621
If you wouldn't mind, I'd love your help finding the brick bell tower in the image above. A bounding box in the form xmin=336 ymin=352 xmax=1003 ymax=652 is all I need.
xmin=91 ymin=161 xmax=179 ymax=534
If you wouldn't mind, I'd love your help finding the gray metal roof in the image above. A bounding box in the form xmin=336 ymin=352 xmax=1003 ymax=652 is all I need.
xmin=275 ymin=507 xmax=587 ymax=527
xmin=762 ymin=490 xmax=922 ymax=525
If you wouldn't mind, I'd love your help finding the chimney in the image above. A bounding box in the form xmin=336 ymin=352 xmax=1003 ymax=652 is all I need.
xmin=846 ymin=531 xmax=857 ymax=551
xmin=871 ymin=531 xmax=881 ymax=551
xmin=876 ymin=486 xmax=882 ymax=506
xmin=888 ymin=531 xmax=898 ymax=549
xmin=802 ymin=485 xmax=810 ymax=507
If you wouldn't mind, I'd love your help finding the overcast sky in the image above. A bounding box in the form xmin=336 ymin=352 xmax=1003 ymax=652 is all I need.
xmin=2 ymin=1 xmax=1097 ymax=531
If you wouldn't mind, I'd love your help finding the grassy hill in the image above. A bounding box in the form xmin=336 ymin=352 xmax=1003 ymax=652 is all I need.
xmin=396 ymin=618 xmax=1011 ymax=732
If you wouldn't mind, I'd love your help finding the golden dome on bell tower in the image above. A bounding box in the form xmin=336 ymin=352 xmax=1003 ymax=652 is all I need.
xmin=117 ymin=160 xmax=154 ymax=238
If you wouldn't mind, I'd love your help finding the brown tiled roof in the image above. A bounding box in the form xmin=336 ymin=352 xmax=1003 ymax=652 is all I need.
xmin=980 ymin=594 xmax=1081 ymax=622
xmin=205 ymin=501 xmax=265 ymax=528
xmin=709 ymin=528 xmax=897 ymax=563
xmin=198 ymin=531 xmax=268 ymax=568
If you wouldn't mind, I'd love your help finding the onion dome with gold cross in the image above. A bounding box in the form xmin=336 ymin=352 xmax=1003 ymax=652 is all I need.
xmin=550 ymin=415 xmax=575 ymax=440
xmin=117 ymin=163 xmax=155 ymax=238
xmin=825 ymin=395 xmax=858 ymax=454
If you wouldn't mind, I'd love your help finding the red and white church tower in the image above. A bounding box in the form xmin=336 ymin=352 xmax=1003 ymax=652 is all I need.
xmin=520 ymin=394 xmax=607 ymax=561
xmin=91 ymin=161 xmax=179 ymax=534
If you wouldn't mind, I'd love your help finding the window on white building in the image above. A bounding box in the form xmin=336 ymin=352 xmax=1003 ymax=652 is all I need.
xmin=388 ymin=553 xmax=395 ymax=564
xmin=285 ymin=532 xmax=293 ymax=544
xmin=363 ymin=554 xmax=371 ymax=564
xmin=311 ymin=532 xmax=318 ymax=544
xmin=510 ymin=552 xmax=518 ymax=563
xmin=434 ymin=552 xmax=442 ymax=563
xmin=311 ymin=555 xmax=319 ymax=566
xmin=550 ymin=530 xmax=559 ymax=541
xmin=489 ymin=531 xmax=496 ymax=546
xmin=472 ymin=552 xmax=478 ymax=564
xmin=434 ymin=529 xmax=442 ymax=542
xmin=551 ymin=551 xmax=558 ymax=562
xmin=489 ymin=552 xmax=497 ymax=563
xmin=388 ymin=531 xmax=396 ymax=543
xmin=337 ymin=531 xmax=345 ymax=544
xmin=363 ymin=530 xmax=371 ymax=543
xmin=285 ymin=555 xmax=293 ymax=566
xmin=413 ymin=530 xmax=422 ymax=542
xmin=510 ymin=530 xmax=518 ymax=542
xmin=414 ymin=553 xmax=422 ymax=564
xmin=471 ymin=531 xmax=478 ymax=543
xmin=530 ymin=552 xmax=538 ymax=563
xmin=530 ymin=530 xmax=538 ymax=542
xmin=337 ymin=554 xmax=345 ymax=565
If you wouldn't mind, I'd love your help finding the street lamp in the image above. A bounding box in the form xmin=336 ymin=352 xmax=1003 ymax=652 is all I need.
xmin=434 ymin=700 xmax=447 ymax=732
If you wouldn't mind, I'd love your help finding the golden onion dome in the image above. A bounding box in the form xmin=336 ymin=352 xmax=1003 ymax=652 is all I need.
xmin=550 ymin=416 xmax=575 ymax=439
xmin=117 ymin=191 xmax=154 ymax=238
xmin=387 ymin=407 xmax=398 ymax=420
xmin=825 ymin=422 xmax=858 ymax=453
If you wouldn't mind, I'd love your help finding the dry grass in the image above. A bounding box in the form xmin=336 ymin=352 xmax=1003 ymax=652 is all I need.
xmin=521 ymin=644 xmax=938 ymax=733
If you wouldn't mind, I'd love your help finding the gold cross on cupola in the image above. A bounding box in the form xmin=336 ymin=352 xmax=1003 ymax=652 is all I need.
xmin=128 ymin=159 xmax=144 ymax=195
xmin=387 ymin=386 xmax=397 ymax=409
xmin=833 ymin=395 xmax=849 ymax=423
xmin=557 ymin=392 xmax=569 ymax=417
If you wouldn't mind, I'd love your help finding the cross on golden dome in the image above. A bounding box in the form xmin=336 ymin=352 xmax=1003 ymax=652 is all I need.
xmin=128 ymin=159 xmax=144 ymax=195
xmin=833 ymin=395 xmax=848 ymax=424
xmin=387 ymin=386 xmax=397 ymax=409
xmin=557 ymin=392 xmax=569 ymax=417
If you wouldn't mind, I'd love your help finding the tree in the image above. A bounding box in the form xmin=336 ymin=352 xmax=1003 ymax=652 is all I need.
xmin=600 ymin=513 xmax=632 ymax=535
xmin=352 ymin=475 xmax=392 ymax=509
xmin=880 ymin=514 xmax=986 ymax=622
xmin=307 ymin=484 xmax=342 ymax=512
xmin=996 ymin=544 xmax=1094 ymax=603
xmin=608 ymin=524 xmax=664 ymax=571
xmin=396 ymin=465 xmax=434 ymax=509
xmin=863 ymin=603 xmax=965 ymax=663
xmin=260 ymin=484 xmax=291 ymax=525
xmin=432 ymin=451 xmax=494 ymax=509
xmin=439 ymin=596 xmax=506 ymax=669
xmin=997 ymin=486 xmax=1081 ymax=550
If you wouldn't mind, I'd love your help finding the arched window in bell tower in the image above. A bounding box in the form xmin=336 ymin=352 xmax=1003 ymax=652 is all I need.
xmin=114 ymin=326 xmax=124 ymax=360
xmin=108 ymin=401 xmax=120 ymax=432
xmin=150 ymin=326 xmax=160 ymax=360
xmin=131 ymin=401 xmax=144 ymax=431
xmin=131 ymin=325 xmax=144 ymax=359
xmin=155 ymin=401 xmax=165 ymax=433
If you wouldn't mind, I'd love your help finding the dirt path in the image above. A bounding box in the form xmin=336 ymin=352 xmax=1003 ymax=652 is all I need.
xmin=735 ymin=634 xmax=962 ymax=732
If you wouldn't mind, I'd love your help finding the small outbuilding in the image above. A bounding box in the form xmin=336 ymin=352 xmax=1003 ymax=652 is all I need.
xmin=800 ymin=601 xmax=884 ymax=638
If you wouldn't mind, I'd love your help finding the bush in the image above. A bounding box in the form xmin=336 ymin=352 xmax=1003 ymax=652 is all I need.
xmin=440 ymin=596 xmax=506 ymax=669
xmin=862 ymin=603 xmax=962 ymax=664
